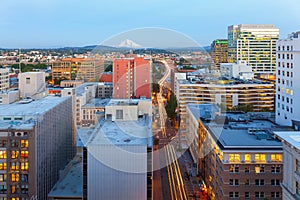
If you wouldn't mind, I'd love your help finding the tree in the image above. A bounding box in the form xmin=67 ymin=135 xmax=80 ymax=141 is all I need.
xmin=165 ymin=93 xmax=178 ymax=120
xmin=152 ymin=83 xmax=160 ymax=94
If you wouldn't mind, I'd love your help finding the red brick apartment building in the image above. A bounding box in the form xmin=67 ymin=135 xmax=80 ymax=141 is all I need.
xmin=113 ymin=57 xmax=151 ymax=99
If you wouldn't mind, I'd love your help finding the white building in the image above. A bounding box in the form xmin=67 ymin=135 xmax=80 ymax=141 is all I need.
xmin=276 ymin=31 xmax=300 ymax=126
xmin=18 ymin=72 xmax=46 ymax=99
xmin=275 ymin=132 xmax=300 ymax=199
xmin=0 ymin=67 xmax=9 ymax=91
xmin=220 ymin=61 xmax=254 ymax=80
xmin=85 ymin=100 xmax=152 ymax=200
xmin=0 ymin=90 xmax=19 ymax=104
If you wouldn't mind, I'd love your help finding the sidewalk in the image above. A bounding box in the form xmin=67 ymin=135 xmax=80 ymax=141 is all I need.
xmin=177 ymin=150 xmax=209 ymax=200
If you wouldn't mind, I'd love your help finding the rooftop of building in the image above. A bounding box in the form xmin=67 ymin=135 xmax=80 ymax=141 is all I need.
xmin=230 ymin=24 xmax=278 ymax=29
xmin=48 ymin=156 xmax=82 ymax=198
xmin=177 ymin=76 xmax=272 ymax=86
xmin=74 ymin=82 xmax=98 ymax=96
xmin=82 ymin=98 xmax=110 ymax=108
xmin=187 ymin=104 xmax=287 ymax=150
xmin=0 ymin=96 xmax=70 ymax=117
xmin=275 ymin=132 xmax=300 ymax=151
xmin=107 ymin=98 xmax=151 ymax=106
xmin=88 ymin=119 xmax=151 ymax=146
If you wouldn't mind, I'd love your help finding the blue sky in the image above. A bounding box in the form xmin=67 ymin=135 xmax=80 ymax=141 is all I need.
xmin=0 ymin=0 xmax=299 ymax=48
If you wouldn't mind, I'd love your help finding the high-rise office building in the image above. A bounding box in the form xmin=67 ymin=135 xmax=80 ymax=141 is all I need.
xmin=211 ymin=39 xmax=228 ymax=70
xmin=0 ymin=96 xmax=76 ymax=199
xmin=113 ymin=57 xmax=151 ymax=99
xmin=228 ymin=24 xmax=279 ymax=74
xmin=52 ymin=58 xmax=104 ymax=83
xmin=0 ymin=67 xmax=9 ymax=91
xmin=276 ymin=31 xmax=300 ymax=126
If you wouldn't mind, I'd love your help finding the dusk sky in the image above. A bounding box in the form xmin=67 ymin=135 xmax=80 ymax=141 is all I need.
xmin=0 ymin=0 xmax=299 ymax=48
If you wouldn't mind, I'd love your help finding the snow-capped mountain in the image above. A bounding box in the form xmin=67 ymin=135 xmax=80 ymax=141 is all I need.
xmin=117 ymin=39 xmax=142 ymax=48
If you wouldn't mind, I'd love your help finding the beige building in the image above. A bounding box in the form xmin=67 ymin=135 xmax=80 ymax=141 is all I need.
xmin=18 ymin=72 xmax=46 ymax=99
xmin=0 ymin=96 xmax=76 ymax=199
xmin=60 ymin=80 xmax=84 ymax=88
xmin=175 ymin=78 xmax=275 ymax=130
xmin=275 ymin=132 xmax=300 ymax=200
xmin=187 ymin=104 xmax=284 ymax=200
xmin=52 ymin=58 xmax=104 ymax=83
xmin=0 ymin=90 xmax=19 ymax=104
xmin=0 ymin=67 xmax=9 ymax=91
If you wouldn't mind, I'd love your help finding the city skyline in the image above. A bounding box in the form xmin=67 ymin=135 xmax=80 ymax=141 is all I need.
xmin=0 ymin=0 xmax=299 ymax=48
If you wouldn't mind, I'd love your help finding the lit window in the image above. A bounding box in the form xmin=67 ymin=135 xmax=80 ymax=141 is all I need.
xmin=271 ymin=154 xmax=282 ymax=162
xmin=229 ymin=154 xmax=240 ymax=163
xmin=255 ymin=154 xmax=266 ymax=163
xmin=0 ymin=151 xmax=6 ymax=159
xmin=20 ymin=162 xmax=28 ymax=171
xmin=11 ymin=174 xmax=19 ymax=182
xmin=11 ymin=151 xmax=19 ymax=159
xmin=10 ymin=162 xmax=19 ymax=171
xmin=255 ymin=166 xmax=265 ymax=174
xmin=0 ymin=174 xmax=6 ymax=182
xmin=21 ymin=151 xmax=28 ymax=159
xmin=0 ymin=162 xmax=6 ymax=170
xmin=244 ymin=154 xmax=251 ymax=163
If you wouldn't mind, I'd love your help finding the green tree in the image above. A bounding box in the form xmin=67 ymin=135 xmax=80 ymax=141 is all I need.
xmin=165 ymin=93 xmax=178 ymax=120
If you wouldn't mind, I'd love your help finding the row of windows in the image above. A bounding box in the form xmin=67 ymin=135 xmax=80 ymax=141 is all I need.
xmin=229 ymin=191 xmax=280 ymax=198
xmin=277 ymin=95 xmax=293 ymax=104
xmin=278 ymin=45 xmax=293 ymax=51
xmin=0 ymin=184 xmax=28 ymax=194
xmin=278 ymin=53 xmax=294 ymax=60
xmin=278 ymin=62 xmax=293 ymax=69
xmin=229 ymin=165 xmax=281 ymax=174
xmin=0 ymin=140 xmax=28 ymax=148
xmin=229 ymin=179 xmax=280 ymax=186
xmin=228 ymin=154 xmax=282 ymax=163
xmin=0 ymin=162 xmax=29 ymax=171
xmin=278 ymin=70 xmax=294 ymax=77
xmin=0 ymin=151 xmax=28 ymax=159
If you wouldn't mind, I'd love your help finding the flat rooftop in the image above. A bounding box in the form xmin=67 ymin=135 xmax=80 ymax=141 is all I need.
xmin=188 ymin=104 xmax=284 ymax=150
xmin=107 ymin=99 xmax=151 ymax=106
xmin=275 ymin=132 xmax=300 ymax=151
xmin=0 ymin=96 xmax=70 ymax=117
xmin=88 ymin=119 xmax=151 ymax=146
xmin=48 ymin=156 xmax=82 ymax=198
xmin=74 ymin=82 xmax=98 ymax=96
xmin=177 ymin=77 xmax=273 ymax=86
xmin=82 ymin=98 xmax=110 ymax=108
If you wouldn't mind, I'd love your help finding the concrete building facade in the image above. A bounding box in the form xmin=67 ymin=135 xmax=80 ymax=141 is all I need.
xmin=0 ymin=96 xmax=76 ymax=199
xmin=276 ymin=31 xmax=300 ymax=126
xmin=211 ymin=39 xmax=228 ymax=70
xmin=228 ymin=24 xmax=279 ymax=74
xmin=113 ymin=57 xmax=151 ymax=99
xmin=0 ymin=68 xmax=9 ymax=91
xmin=18 ymin=72 xmax=46 ymax=99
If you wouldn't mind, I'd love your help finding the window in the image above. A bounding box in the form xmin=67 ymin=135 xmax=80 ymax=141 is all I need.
xmin=0 ymin=151 xmax=6 ymax=159
xmin=0 ymin=185 xmax=7 ymax=194
xmin=21 ymin=184 xmax=28 ymax=194
xmin=255 ymin=179 xmax=265 ymax=186
xmin=278 ymin=78 xmax=280 ymax=84
xmin=21 ymin=151 xmax=28 ymax=159
xmin=244 ymin=154 xmax=251 ymax=163
xmin=11 ymin=151 xmax=19 ymax=159
xmin=245 ymin=192 xmax=250 ymax=198
xmin=271 ymin=192 xmax=280 ymax=198
xmin=116 ymin=109 xmax=123 ymax=120
xmin=271 ymin=179 xmax=280 ymax=186
xmin=0 ymin=140 xmax=6 ymax=147
xmin=11 ymin=174 xmax=19 ymax=182
xmin=0 ymin=174 xmax=6 ymax=182
xmin=11 ymin=185 xmax=19 ymax=194
xmin=278 ymin=54 xmax=280 ymax=59
xmin=255 ymin=154 xmax=266 ymax=163
xmin=255 ymin=166 xmax=265 ymax=174
xmin=245 ymin=167 xmax=250 ymax=174
xmin=291 ymin=54 xmax=293 ymax=59
xmin=229 ymin=192 xmax=239 ymax=198
xmin=20 ymin=174 xmax=28 ymax=183
xmin=11 ymin=140 xmax=18 ymax=147
xmin=255 ymin=192 xmax=265 ymax=198
xmin=287 ymin=54 xmax=290 ymax=59
xmin=10 ymin=162 xmax=19 ymax=171
xmin=271 ymin=154 xmax=282 ymax=162
xmin=229 ymin=165 xmax=239 ymax=173
xmin=282 ymin=54 xmax=285 ymax=59
xmin=245 ymin=179 xmax=250 ymax=186
xmin=291 ymin=63 xmax=293 ymax=68
xmin=297 ymin=182 xmax=300 ymax=196
xmin=272 ymin=166 xmax=281 ymax=174
xmin=20 ymin=162 xmax=28 ymax=171
xmin=287 ymin=63 xmax=290 ymax=68
xmin=229 ymin=179 xmax=239 ymax=186
xmin=229 ymin=154 xmax=240 ymax=163
xmin=25 ymin=77 xmax=30 ymax=84
xmin=0 ymin=162 xmax=6 ymax=170
xmin=20 ymin=140 xmax=28 ymax=148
